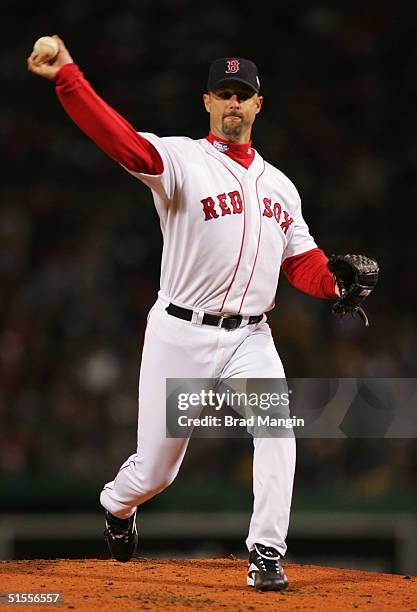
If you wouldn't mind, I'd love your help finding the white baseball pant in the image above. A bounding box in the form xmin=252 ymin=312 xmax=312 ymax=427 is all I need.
xmin=100 ymin=295 xmax=295 ymax=555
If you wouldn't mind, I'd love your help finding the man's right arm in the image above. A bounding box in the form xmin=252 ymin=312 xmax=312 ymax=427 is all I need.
xmin=27 ymin=35 xmax=163 ymax=175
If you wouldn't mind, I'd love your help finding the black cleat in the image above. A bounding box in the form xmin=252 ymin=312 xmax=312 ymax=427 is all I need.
xmin=247 ymin=543 xmax=288 ymax=591
xmin=104 ymin=510 xmax=138 ymax=562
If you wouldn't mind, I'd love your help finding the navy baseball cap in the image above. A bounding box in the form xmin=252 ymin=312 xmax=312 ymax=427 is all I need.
xmin=207 ymin=57 xmax=260 ymax=93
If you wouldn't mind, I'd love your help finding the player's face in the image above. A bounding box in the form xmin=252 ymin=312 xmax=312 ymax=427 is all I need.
xmin=203 ymin=81 xmax=263 ymax=143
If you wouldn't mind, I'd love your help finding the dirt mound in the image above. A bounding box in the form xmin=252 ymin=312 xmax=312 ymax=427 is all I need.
xmin=1 ymin=558 xmax=416 ymax=610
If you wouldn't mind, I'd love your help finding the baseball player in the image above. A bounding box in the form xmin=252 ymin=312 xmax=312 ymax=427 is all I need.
xmin=28 ymin=36 xmax=378 ymax=591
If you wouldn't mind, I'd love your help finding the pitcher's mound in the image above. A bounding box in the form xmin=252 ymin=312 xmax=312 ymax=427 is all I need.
xmin=1 ymin=558 xmax=416 ymax=610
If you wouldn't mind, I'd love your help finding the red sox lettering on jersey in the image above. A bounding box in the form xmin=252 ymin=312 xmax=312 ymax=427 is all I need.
xmin=126 ymin=133 xmax=317 ymax=315
xmin=200 ymin=192 xmax=294 ymax=236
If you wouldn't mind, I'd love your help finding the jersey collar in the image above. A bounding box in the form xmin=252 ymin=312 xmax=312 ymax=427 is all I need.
xmin=206 ymin=132 xmax=255 ymax=169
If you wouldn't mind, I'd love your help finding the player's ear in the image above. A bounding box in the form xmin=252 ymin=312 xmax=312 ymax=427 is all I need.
xmin=203 ymin=92 xmax=211 ymax=113
xmin=255 ymin=95 xmax=263 ymax=114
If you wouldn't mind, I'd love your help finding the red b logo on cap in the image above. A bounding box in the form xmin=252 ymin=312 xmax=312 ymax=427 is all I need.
xmin=225 ymin=59 xmax=240 ymax=74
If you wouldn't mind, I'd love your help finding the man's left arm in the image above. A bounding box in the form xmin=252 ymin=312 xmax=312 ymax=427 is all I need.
xmin=280 ymin=196 xmax=338 ymax=299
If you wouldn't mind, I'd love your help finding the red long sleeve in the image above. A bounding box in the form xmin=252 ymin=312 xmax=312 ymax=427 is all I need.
xmin=282 ymin=248 xmax=337 ymax=299
xmin=54 ymin=63 xmax=163 ymax=174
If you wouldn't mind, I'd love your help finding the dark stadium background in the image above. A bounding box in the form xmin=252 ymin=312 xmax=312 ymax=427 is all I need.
xmin=1 ymin=0 xmax=416 ymax=573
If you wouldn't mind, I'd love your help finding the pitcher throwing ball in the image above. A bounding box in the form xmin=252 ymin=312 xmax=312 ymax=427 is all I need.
xmin=28 ymin=36 xmax=378 ymax=591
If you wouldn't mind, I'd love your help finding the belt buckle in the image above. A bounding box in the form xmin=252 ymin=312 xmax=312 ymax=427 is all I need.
xmin=218 ymin=313 xmax=242 ymax=330
xmin=217 ymin=313 xmax=234 ymax=328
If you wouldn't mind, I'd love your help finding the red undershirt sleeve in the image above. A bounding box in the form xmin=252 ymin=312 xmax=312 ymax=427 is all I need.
xmin=54 ymin=63 xmax=163 ymax=175
xmin=281 ymin=247 xmax=338 ymax=299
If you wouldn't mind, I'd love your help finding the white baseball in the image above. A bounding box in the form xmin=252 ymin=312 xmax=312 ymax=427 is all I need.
xmin=33 ymin=36 xmax=59 ymax=61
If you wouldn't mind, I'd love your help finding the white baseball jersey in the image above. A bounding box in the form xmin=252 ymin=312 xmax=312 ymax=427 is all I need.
xmin=126 ymin=134 xmax=317 ymax=316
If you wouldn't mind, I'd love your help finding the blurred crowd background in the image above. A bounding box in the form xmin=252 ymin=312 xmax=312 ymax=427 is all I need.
xmin=1 ymin=0 xmax=416 ymax=546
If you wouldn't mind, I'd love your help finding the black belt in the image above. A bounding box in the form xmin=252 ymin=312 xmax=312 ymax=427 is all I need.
xmin=166 ymin=303 xmax=263 ymax=331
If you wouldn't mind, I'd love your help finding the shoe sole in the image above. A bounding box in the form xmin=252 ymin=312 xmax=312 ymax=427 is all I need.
xmin=247 ymin=574 xmax=288 ymax=591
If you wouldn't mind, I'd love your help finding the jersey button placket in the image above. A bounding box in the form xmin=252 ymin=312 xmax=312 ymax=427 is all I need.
xmin=224 ymin=172 xmax=261 ymax=313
